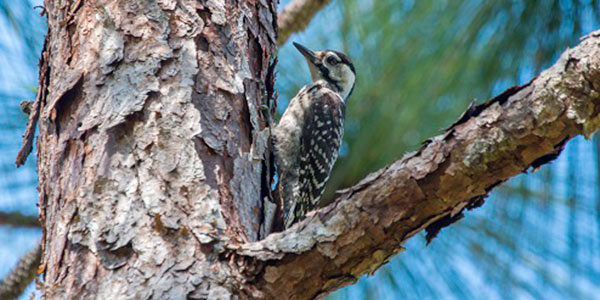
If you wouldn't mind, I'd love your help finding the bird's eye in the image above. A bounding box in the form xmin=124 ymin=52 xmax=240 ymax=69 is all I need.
xmin=326 ymin=56 xmax=338 ymax=65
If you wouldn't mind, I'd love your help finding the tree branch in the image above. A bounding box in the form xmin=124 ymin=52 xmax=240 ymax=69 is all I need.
xmin=238 ymin=31 xmax=600 ymax=299
xmin=0 ymin=212 xmax=40 ymax=228
xmin=277 ymin=0 xmax=331 ymax=46
xmin=0 ymin=242 xmax=41 ymax=300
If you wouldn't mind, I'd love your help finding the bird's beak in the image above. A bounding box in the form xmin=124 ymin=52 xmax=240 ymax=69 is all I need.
xmin=293 ymin=42 xmax=319 ymax=66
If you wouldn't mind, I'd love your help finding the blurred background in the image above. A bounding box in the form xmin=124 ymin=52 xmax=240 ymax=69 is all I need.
xmin=1 ymin=0 xmax=599 ymax=299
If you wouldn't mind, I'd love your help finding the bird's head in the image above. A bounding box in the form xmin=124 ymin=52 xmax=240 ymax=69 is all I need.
xmin=293 ymin=42 xmax=356 ymax=101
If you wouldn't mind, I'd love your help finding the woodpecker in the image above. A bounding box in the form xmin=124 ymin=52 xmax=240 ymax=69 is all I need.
xmin=273 ymin=42 xmax=356 ymax=228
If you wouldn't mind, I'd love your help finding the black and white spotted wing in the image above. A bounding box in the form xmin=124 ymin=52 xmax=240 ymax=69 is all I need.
xmin=289 ymin=88 xmax=346 ymax=226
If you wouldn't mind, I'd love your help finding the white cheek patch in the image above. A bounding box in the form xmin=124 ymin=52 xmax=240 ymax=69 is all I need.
xmin=339 ymin=65 xmax=356 ymax=101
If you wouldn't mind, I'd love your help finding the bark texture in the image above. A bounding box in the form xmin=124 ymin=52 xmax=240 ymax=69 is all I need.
xmin=31 ymin=0 xmax=277 ymax=299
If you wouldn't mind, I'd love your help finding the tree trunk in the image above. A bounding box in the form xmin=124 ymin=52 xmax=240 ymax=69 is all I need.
xmin=33 ymin=0 xmax=276 ymax=298
xmin=19 ymin=0 xmax=600 ymax=299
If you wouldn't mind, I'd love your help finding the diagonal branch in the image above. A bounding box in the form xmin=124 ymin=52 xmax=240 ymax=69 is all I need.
xmin=0 ymin=242 xmax=41 ymax=300
xmin=277 ymin=0 xmax=332 ymax=46
xmin=238 ymin=31 xmax=600 ymax=299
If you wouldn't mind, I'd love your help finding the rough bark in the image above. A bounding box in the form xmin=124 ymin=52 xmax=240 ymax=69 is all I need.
xmin=31 ymin=0 xmax=277 ymax=299
xmin=20 ymin=0 xmax=600 ymax=298
xmin=236 ymin=32 xmax=600 ymax=299
xmin=277 ymin=0 xmax=331 ymax=46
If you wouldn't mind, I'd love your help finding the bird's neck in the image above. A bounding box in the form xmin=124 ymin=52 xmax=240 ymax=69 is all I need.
xmin=314 ymin=79 xmax=352 ymax=102
xmin=315 ymin=73 xmax=354 ymax=102
xmin=337 ymin=78 xmax=354 ymax=101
